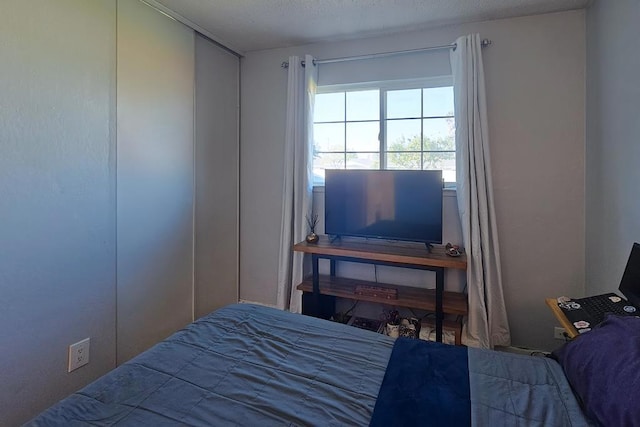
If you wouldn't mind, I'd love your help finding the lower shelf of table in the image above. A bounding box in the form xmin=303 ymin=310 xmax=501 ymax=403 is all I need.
xmin=296 ymin=274 xmax=468 ymax=316
xmin=420 ymin=318 xmax=463 ymax=346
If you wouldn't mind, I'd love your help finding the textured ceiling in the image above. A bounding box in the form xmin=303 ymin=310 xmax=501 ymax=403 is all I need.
xmin=154 ymin=0 xmax=590 ymax=53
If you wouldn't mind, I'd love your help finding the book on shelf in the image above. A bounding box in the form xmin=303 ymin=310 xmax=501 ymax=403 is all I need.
xmin=354 ymin=285 xmax=398 ymax=300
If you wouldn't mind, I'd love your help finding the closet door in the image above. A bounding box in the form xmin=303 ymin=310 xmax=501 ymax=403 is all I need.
xmin=116 ymin=0 xmax=194 ymax=363
xmin=194 ymin=35 xmax=240 ymax=318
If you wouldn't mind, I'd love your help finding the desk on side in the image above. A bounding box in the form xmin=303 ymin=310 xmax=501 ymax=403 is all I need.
xmin=545 ymin=298 xmax=579 ymax=339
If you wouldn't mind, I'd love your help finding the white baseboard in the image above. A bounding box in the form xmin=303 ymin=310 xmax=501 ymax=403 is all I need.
xmin=238 ymin=299 xmax=280 ymax=309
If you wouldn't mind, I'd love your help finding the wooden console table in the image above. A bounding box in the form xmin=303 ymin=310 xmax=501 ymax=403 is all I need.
xmin=294 ymin=236 xmax=467 ymax=342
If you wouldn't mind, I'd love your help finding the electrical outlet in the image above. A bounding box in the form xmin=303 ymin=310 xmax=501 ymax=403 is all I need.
xmin=554 ymin=327 xmax=567 ymax=340
xmin=68 ymin=338 xmax=90 ymax=372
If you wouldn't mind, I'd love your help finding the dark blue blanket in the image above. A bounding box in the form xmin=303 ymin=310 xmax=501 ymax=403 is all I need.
xmin=370 ymin=338 xmax=471 ymax=427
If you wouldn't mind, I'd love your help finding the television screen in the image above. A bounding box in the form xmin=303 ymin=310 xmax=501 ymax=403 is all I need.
xmin=324 ymin=169 xmax=443 ymax=244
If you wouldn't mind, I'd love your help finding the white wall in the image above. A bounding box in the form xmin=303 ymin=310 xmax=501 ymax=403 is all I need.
xmin=241 ymin=10 xmax=586 ymax=351
xmin=585 ymin=0 xmax=640 ymax=295
xmin=0 ymin=1 xmax=116 ymax=425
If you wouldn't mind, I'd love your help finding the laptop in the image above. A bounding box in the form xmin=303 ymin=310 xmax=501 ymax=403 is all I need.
xmin=558 ymin=242 xmax=640 ymax=334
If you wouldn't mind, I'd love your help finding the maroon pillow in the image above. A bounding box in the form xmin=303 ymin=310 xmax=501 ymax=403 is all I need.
xmin=552 ymin=315 xmax=640 ymax=426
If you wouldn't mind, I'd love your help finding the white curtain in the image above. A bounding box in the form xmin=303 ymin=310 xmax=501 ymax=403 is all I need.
xmin=276 ymin=55 xmax=318 ymax=313
xmin=450 ymin=34 xmax=511 ymax=348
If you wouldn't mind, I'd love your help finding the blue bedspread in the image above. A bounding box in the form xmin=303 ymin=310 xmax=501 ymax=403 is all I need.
xmin=29 ymin=304 xmax=593 ymax=426
xmin=29 ymin=304 xmax=393 ymax=426
xmin=371 ymin=339 xmax=594 ymax=427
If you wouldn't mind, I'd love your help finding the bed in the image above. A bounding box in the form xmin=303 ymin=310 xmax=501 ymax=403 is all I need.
xmin=30 ymin=303 xmax=637 ymax=426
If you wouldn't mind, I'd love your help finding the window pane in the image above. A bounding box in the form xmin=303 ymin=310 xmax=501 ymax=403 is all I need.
xmin=313 ymin=83 xmax=457 ymax=184
xmin=314 ymin=152 xmax=345 ymax=179
xmin=386 ymin=119 xmax=421 ymax=151
xmin=346 ymin=90 xmax=379 ymax=121
xmin=346 ymin=152 xmax=379 ymax=169
xmin=423 ymin=118 xmax=455 ymax=151
xmin=423 ymin=86 xmax=454 ymax=117
xmin=346 ymin=122 xmax=379 ymax=152
xmin=314 ymin=123 xmax=345 ymax=152
xmin=312 ymin=167 xmax=326 ymax=185
xmin=314 ymin=92 xmax=344 ymax=122
xmin=387 ymin=89 xmax=421 ymax=119
xmin=386 ymin=152 xmax=422 ymax=170
xmin=423 ymin=152 xmax=456 ymax=181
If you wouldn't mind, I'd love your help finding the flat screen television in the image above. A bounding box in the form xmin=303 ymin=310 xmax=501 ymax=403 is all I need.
xmin=324 ymin=169 xmax=443 ymax=245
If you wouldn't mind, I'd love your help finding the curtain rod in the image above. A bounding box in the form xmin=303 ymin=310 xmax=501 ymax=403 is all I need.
xmin=281 ymin=38 xmax=491 ymax=68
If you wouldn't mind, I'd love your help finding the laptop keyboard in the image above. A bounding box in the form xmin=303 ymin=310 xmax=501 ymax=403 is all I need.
xmin=576 ymin=295 xmax=632 ymax=325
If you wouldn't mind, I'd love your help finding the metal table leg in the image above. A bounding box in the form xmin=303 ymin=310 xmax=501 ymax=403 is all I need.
xmin=435 ymin=267 xmax=444 ymax=342
xmin=312 ymin=254 xmax=319 ymax=316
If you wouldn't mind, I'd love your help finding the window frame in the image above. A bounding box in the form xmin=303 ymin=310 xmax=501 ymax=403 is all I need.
xmin=313 ymin=76 xmax=456 ymax=187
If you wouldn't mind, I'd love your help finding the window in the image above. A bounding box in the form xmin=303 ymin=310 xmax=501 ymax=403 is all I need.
xmin=313 ymin=79 xmax=456 ymax=185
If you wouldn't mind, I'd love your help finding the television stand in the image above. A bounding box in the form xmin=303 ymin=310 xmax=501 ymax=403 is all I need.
xmin=293 ymin=236 xmax=467 ymax=343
